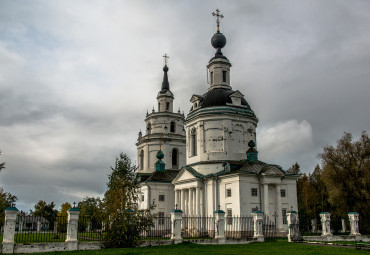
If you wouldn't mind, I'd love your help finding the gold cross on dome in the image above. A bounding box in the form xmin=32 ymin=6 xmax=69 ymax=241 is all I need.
xmin=212 ymin=9 xmax=224 ymax=32
xmin=163 ymin=53 xmax=169 ymax=66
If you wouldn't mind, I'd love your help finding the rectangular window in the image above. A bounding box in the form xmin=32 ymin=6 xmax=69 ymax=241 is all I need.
xmin=282 ymin=209 xmax=287 ymax=224
xmin=159 ymin=195 xmax=165 ymax=201
xmin=158 ymin=212 xmax=165 ymax=225
xmin=223 ymin=71 xmax=227 ymax=82
xmin=281 ymin=189 xmax=286 ymax=197
xmin=210 ymin=71 xmax=213 ymax=84
xmin=141 ymin=195 xmax=144 ymax=202
xmin=251 ymin=188 xmax=258 ymax=197
xmin=166 ymin=102 xmax=170 ymax=111
xmin=226 ymin=188 xmax=232 ymax=197
xmin=227 ymin=209 xmax=232 ymax=225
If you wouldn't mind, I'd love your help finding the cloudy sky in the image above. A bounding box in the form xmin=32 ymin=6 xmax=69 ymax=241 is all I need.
xmin=1 ymin=0 xmax=369 ymax=212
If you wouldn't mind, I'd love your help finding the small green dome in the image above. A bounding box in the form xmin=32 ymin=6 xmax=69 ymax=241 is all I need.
xmin=156 ymin=150 xmax=164 ymax=160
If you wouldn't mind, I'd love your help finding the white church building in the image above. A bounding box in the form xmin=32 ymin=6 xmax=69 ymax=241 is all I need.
xmin=136 ymin=11 xmax=298 ymax=232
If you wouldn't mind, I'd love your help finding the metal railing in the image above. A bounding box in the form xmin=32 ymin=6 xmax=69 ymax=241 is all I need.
xmin=263 ymin=216 xmax=277 ymax=242
xmin=14 ymin=215 xmax=67 ymax=243
xmin=182 ymin=216 xmax=215 ymax=239
xmin=78 ymin=215 xmax=107 ymax=242
xmin=225 ymin=216 xmax=254 ymax=240
xmin=140 ymin=216 xmax=171 ymax=240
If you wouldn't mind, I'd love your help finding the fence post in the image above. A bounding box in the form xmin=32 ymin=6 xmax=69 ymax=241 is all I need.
xmin=348 ymin=212 xmax=360 ymax=239
xmin=340 ymin=219 xmax=346 ymax=233
xmin=170 ymin=208 xmax=183 ymax=244
xmin=286 ymin=210 xmax=300 ymax=242
xmin=2 ymin=207 xmax=18 ymax=254
xmin=251 ymin=211 xmax=264 ymax=242
xmin=65 ymin=208 xmax=80 ymax=251
xmin=319 ymin=212 xmax=332 ymax=238
xmin=214 ymin=209 xmax=225 ymax=243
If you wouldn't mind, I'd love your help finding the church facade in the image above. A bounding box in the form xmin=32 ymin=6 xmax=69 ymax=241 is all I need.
xmin=137 ymin=12 xmax=298 ymax=232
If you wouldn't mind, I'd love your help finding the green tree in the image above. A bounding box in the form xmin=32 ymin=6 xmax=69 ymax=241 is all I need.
xmin=0 ymin=151 xmax=5 ymax=172
xmin=319 ymin=131 xmax=370 ymax=232
xmin=78 ymin=197 xmax=104 ymax=231
xmin=104 ymin=153 xmax=139 ymax=217
xmin=31 ymin=200 xmax=58 ymax=224
xmin=103 ymin=153 xmax=155 ymax=247
xmin=287 ymin=162 xmax=301 ymax=175
xmin=0 ymin=151 xmax=18 ymax=217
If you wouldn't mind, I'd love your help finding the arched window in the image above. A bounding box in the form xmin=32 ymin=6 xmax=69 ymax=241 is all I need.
xmin=139 ymin=150 xmax=144 ymax=170
xmin=170 ymin=121 xmax=175 ymax=133
xmin=172 ymin=148 xmax=178 ymax=169
xmin=147 ymin=123 xmax=151 ymax=134
xmin=191 ymin=128 xmax=197 ymax=156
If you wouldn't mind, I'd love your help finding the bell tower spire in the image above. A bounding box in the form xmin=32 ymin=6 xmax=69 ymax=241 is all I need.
xmin=161 ymin=54 xmax=170 ymax=92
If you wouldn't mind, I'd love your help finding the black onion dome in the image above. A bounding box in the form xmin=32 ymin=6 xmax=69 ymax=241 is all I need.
xmin=211 ymin=32 xmax=227 ymax=49
xmin=248 ymin=139 xmax=256 ymax=148
xmin=200 ymin=88 xmax=251 ymax=109
xmin=163 ymin=65 xmax=169 ymax=72
xmin=160 ymin=65 xmax=170 ymax=93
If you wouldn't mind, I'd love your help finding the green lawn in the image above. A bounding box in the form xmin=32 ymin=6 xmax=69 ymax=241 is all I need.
xmin=15 ymin=240 xmax=369 ymax=255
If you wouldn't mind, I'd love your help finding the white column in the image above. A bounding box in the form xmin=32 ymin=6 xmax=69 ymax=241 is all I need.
xmin=348 ymin=212 xmax=361 ymax=237
xmin=189 ymin=188 xmax=193 ymax=216
xmin=264 ymin=184 xmax=269 ymax=217
xmin=171 ymin=209 xmax=183 ymax=243
xmin=66 ymin=208 xmax=80 ymax=251
xmin=174 ymin=190 xmax=178 ymax=208
xmin=276 ymin=184 xmax=282 ymax=231
xmin=3 ymin=207 xmax=18 ymax=254
xmin=181 ymin=189 xmax=185 ymax=213
xmin=196 ymin=187 xmax=200 ymax=216
xmin=212 ymin=179 xmax=216 ymax=213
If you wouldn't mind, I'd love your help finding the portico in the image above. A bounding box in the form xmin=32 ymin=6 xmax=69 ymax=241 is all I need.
xmin=174 ymin=183 xmax=204 ymax=216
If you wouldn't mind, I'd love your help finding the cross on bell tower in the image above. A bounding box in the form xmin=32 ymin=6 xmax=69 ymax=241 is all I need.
xmin=212 ymin=9 xmax=224 ymax=32
xmin=163 ymin=53 xmax=169 ymax=66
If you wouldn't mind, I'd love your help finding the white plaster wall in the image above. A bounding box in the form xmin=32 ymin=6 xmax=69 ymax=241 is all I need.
xmin=186 ymin=115 xmax=257 ymax=166
xmin=139 ymin=183 xmax=175 ymax=216
xmin=239 ymin=176 xmax=261 ymax=215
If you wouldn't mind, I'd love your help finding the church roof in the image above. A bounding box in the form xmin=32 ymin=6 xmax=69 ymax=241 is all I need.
xmin=190 ymin=88 xmax=252 ymax=111
xmin=180 ymin=159 xmax=294 ymax=179
xmin=139 ymin=170 xmax=180 ymax=183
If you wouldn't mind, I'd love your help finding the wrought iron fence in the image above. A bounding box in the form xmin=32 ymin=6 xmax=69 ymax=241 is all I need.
xmin=0 ymin=215 xmax=4 ymax=238
xmin=331 ymin=217 xmax=350 ymax=235
xmin=225 ymin=216 xmax=254 ymax=240
xmin=182 ymin=216 xmax=215 ymax=239
xmin=14 ymin=215 xmax=67 ymax=243
xmin=263 ymin=216 xmax=277 ymax=242
xmin=78 ymin=215 xmax=107 ymax=242
xmin=139 ymin=216 xmax=171 ymax=240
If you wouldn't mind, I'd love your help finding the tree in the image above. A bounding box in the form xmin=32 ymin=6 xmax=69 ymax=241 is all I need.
xmin=103 ymin=153 xmax=155 ymax=247
xmin=287 ymin=162 xmax=301 ymax=175
xmin=78 ymin=197 xmax=104 ymax=231
xmin=31 ymin=200 xmax=58 ymax=224
xmin=0 ymin=150 xmax=18 ymax=217
xmin=103 ymin=153 xmax=139 ymax=217
xmin=318 ymin=131 xmax=370 ymax=232
xmin=0 ymin=151 xmax=5 ymax=172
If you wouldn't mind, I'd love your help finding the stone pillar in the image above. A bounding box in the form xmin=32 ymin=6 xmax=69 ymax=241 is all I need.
xmin=180 ymin=189 xmax=185 ymax=212
xmin=2 ymin=207 xmax=18 ymax=254
xmin=348 ymin=212 xmax=361 ymax=237
xmin=37 ymin=219 xmax=41 ymax=232
xmin=251 ymin=211 xmax=264 ymax=242
xmin=320 ymin=212 xmax=332 ymax=237
xmin=287 ymin=211 xmax=300 ymax=242
xmin=171 ymin=208 xmax=183 ymax=243
xmin=264 ymin=184 xmax=269 ymax=218
xmin=66 ymin=208 xmax=80 ymax=251
xmin=311 ymin=219 xmax=316 ymax=233
xmin=276 ymin=184 xmax=282 ymax=231
xmin=214 ymin=210 xmax=225 ymax=243
xmin=341 ymin=219 xmax=346 ymax=233
xmin=196 ymin=187 xmax=200 ymax=216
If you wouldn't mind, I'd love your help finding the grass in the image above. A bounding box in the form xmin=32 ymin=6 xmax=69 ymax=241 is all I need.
xmin=15 ymin=239 xmax=369 ymax=255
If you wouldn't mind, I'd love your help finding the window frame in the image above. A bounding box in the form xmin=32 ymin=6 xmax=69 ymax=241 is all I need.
xmin=281 ymin=189 xmax=286 ymax=198
xmin=159 ymin=194 xmax=165 ymax=202
xmin=226 ymin=188 xmax=232 ymax=197
xmin=251 ymin=188 xmax=258 ymax=197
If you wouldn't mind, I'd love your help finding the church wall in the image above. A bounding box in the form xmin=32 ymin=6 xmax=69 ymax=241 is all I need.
xmin=219 ymin=175 xmax=241 ymax=216
xmin=186 ymin=114 xmax=257 ymax=166
xmin=239 ymin=175 xmax=261 ymax=215
xmin=139 ymin=183 xmax=175 ymax=216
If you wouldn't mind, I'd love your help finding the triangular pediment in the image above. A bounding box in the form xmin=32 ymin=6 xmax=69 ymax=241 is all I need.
xmin=230 ymin=90 xmax=244 ymax=98
xmin=172 ymin=168 xmax=198 ymax=184
xmin=261 ymin=166 xmax=285 ymax=176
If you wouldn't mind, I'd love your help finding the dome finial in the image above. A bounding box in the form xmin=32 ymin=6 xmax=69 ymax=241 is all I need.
xmin=212 ymin=9 xmax=224 ymax=33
